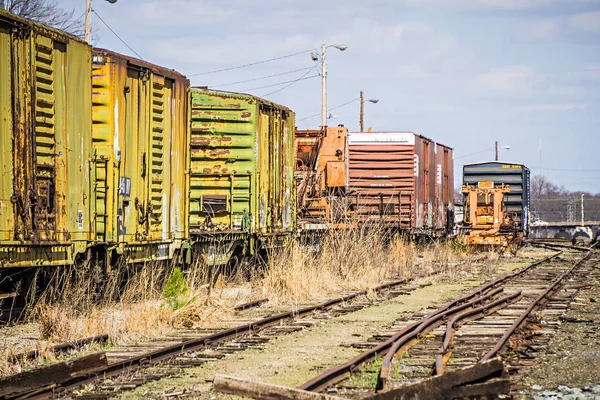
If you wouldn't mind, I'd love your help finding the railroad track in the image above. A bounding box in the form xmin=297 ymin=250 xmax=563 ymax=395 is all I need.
xmin=298 ymin=249 xmax=598 ymax=397
xmin=8 ymin=276 xmax=430 ymax=399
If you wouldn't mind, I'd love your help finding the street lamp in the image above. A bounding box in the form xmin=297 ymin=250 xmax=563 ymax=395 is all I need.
xmin=85 ymin=0 xmax=118 ymax=43
xmin=359 ymin=91 xmax=379 ymax=132
xmin=494 ymin=141 xmax=511 ymax=161
xmin=321 ymin=43 xmax=347 ymax=128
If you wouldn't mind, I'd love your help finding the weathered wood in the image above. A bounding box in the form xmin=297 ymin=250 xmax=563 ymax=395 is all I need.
xmin=213 ymin=374 xmax=343 ymax=400
xmin=0 ymin=352 xmax=108 ymax=397
xmin=448 ymin=378 xmax=510 ymax=398
xmin=371 ymin=358 xmax=506 ymax=400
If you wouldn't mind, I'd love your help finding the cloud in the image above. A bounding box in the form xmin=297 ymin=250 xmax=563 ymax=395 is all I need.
xmin=470 ymin=66 xmax=545 ymax=97
xmin=517 ymin=19 xmax=560 ymax=40
xmin=520 ymin=103 xmax=589 ymax=111
xmin=568 ymin=10 xmax=600 ymax=32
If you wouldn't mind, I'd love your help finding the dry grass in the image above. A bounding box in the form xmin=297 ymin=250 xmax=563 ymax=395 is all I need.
xmin=1 ymin=229 xmax=498 ymax=376
xmin=254 ymin=228 xmax=479 ymax=305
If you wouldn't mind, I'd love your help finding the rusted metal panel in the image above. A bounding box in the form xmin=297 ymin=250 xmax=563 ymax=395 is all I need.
xmin=91 ymin=49 xmax=189 ymax=261
xmin=348 ymin=131 xmax=453 ymax=234
xmin=189 ymin=89 xmax=296 ymax=235
xmin=348 ymin=132 xmax=416 ymax=227
xmin=295 ymin=126 xmax=349 ymax=225
xmin=0 ymin=10 xmax=92 ymax=267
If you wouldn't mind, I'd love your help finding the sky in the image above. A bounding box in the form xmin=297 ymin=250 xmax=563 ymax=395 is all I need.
xmin=62 ymin=0 xmax=600 ymax=193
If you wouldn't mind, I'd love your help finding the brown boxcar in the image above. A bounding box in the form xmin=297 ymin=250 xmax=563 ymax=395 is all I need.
xmin=347 ymin=132 xmax=454 ymax=235
xmin=91 ymin=49 xmax=190 ymax=264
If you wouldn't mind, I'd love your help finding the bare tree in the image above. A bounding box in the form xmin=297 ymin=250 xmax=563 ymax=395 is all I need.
xmin=0 ymin=0 xmax=84 ymax=37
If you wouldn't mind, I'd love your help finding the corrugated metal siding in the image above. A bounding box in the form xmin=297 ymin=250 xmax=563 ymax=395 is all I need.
xmin=91 ymin=49 xmax=189 ymax=255
xmin=463 ymin=162 xmax=530 ymax=233
xmin=189 ymin=89 xmax=295 ymax=235
xmin=348 ymin=132 xmax=416 ymax=226
xmin=0 ymin=10 xmax=92 ymax=266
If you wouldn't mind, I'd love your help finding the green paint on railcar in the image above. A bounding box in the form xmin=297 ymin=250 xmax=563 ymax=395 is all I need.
xmin=189 ymin=89 xmax=296 ymax=238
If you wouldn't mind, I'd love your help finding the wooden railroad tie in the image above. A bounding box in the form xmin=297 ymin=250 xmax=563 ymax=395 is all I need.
xmin=212 ymin=358 xmax=508 ymax=400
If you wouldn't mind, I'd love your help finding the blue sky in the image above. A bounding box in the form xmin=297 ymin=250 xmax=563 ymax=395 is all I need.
xmin=63 ymin=0 xmax=600 ymax=192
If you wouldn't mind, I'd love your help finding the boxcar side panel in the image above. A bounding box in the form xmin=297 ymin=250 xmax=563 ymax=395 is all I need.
xmin=0 ymin=24 xmax=14 ymax=241
xmin=348 ymin=132 xmax=416 ymax=226
xmin=189 ymin=90 xmax=257 ymax=234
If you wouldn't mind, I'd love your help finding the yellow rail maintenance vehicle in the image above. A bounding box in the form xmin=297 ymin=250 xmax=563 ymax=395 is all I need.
xmin=460 ymin=181 xmax=522 ymax=252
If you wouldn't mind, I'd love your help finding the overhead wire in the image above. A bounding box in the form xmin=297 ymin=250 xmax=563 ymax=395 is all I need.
xmin=92 ymin=8 xmax=144 ymax=60
xmin=189 ymin=48 xmax=316 ymax=77
xmin=260 ymin=65 xmax=319 ymax=97
xmin=212 ymin=66 xmax=314 ymax=88
xmin=297 ymin=97 xmax=360 ymax=122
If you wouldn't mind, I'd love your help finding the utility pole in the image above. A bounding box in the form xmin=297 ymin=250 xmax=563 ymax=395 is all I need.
xmin=321 ymin=43 xmax=327 ymax=128
xmin=581 ymin=193 xmax=585 ymax=226
xmin=85 ymin=0 xmax=92 ymax=43
xmin=495 ymin=141 xmax=499 ymax=161
xmin=359 ymin=91 xmax=364 ymax=132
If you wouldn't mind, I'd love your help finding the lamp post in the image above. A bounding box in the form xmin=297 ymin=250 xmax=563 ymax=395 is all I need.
xmin=494 ymin=141 xmax=511 ymax=161
xmin=359 ymin=90 xmax=379 ymax=132
xmin=85 ymin=0 xmax=118 ymax=43
xmin=321 ymin=43 xmax=347 ymax=128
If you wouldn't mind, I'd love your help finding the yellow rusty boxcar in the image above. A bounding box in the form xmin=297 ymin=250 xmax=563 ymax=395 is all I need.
xmin=91 ymin=49 xmax=189 ymax=265
xmin=189 ymin=89 xmax=296 ymax=264
xmin=0 ymin=11 xmax=93 ymax=268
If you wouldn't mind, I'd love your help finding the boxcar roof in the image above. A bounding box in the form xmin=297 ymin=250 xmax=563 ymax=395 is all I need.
xmin=94 ymin=47 xmax=188 ymax=82
xmin=0 ymin=9 xmax=89 ymax=45
xmin=348 ymin=131 xmax=453 ymax=150
xmin=191 ymin=87 xmax=293 ymax=114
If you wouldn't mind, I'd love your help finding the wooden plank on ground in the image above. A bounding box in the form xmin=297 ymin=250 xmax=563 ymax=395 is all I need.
xmin=213 ymin=374 xmax=343 ymax=400
xmin=370 ymin=358 xmax=507 ymax=400
xmin=0 ymin=352 xmax=107 ymax=397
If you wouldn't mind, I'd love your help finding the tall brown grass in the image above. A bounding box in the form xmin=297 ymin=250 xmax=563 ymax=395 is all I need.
xmin=254 ymin=228 xmax=476 ymax=304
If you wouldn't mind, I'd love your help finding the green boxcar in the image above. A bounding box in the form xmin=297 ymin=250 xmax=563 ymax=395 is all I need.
xmin=189 ymin=89 xmax=295 ymax=262
xmin=91 ymin=49 xmax=190 ymax=264
xmin=0 ymin=11 xmax=92 ymax=267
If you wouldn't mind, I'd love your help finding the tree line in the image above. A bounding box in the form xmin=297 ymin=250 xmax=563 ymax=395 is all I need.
xmin=531 ymin=175 xmax=600 ymax=223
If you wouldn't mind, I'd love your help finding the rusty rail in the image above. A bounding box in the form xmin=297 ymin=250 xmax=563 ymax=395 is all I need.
xmin=434 ymin=292 xmax=522 ymax=375
xmin=529 ymin=241 xmax=590 ymax=252
xmin=298 ymin=251 xmax=562 ymax=393
xmin=13 ymin=277 xmax=413 ymax=400
xmin=481 ymin=251 xmax=592 ymax=361
xmin=376 ymin=288 xmax=513 ymax=390
xmin=9 ymin=334 xmax=110 ymax=363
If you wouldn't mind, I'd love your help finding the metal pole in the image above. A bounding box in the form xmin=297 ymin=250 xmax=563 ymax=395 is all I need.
xmin=495 ymin=141 xmax=499 ymax=161
xmin=85 ymin=0 xmax=92 ymax=43
xmin=360 ymin=91 xmax=364 ymax=132
xmin=321 ymin=44 xmax=327 ymax=128
xmin=581 ymin=193 xmax=585 ymax=226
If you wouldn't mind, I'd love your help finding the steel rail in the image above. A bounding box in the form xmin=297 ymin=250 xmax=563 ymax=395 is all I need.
xmin=529 ymin=241 xmax=590 ymax=252
xmin=298 ymin=251 xmax=562 ymax=393
xmin=375 ymin=288 xmax=508 ymax=390
xmin=14 ymin=277 xmax=413 ymax=400
xmin=434 ymin=291 xmax=522 ymax=375
xmin=481 ymin=251 xmax=592 ymax=361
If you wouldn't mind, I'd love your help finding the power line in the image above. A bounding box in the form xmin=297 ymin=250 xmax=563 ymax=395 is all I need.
xmin=92 ymin=9 xmax=143 ymax=60
xmin=242 ymin=66 xmax=318 ymax=92
xmin=534 ymin=167 xmax=600 ymax=172
xmin=455 ymin=148 xmax=494 ymax=160
xmin=189 ymin=49 xmax=315 ymax=77
xmin=212 ymin=66 xmax=314 ymax=88
xmin=297 ymin=98 xmax=359 ymax=122
xmin=261 ymin=65 xmax=319 ymax=97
